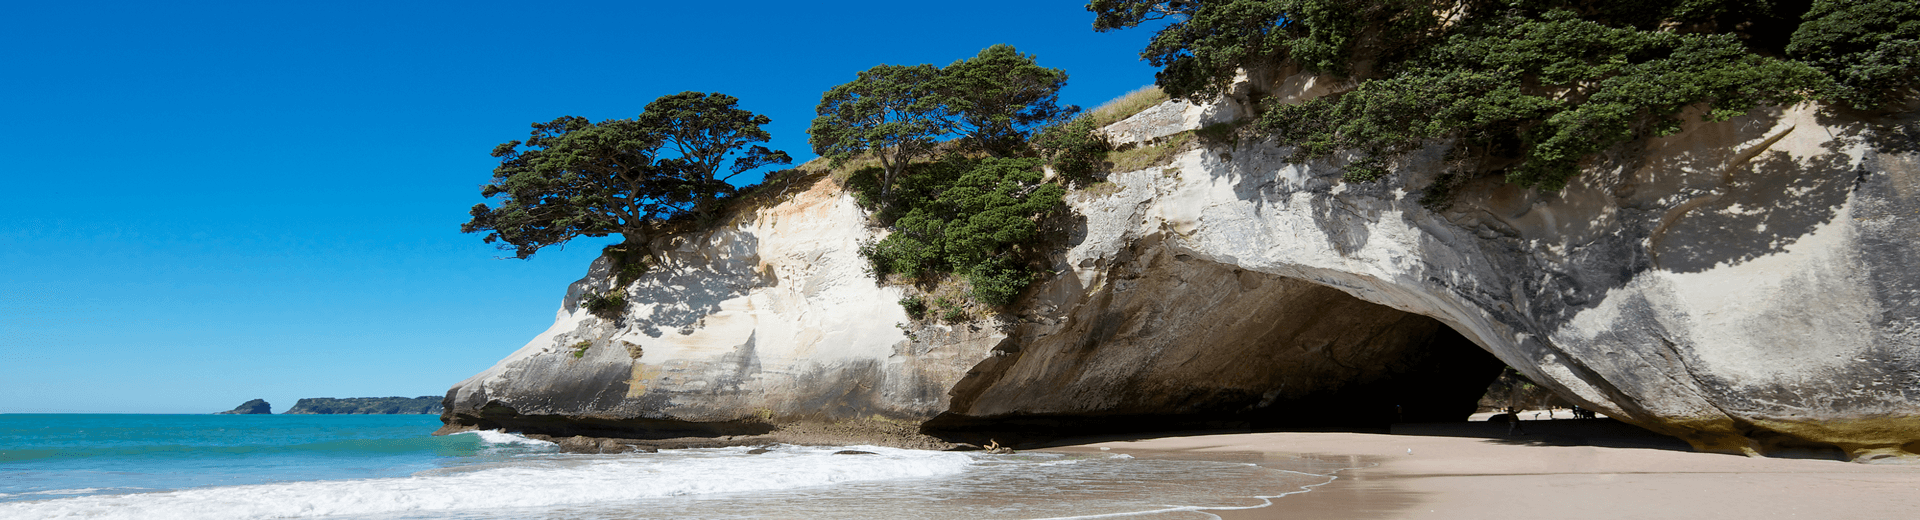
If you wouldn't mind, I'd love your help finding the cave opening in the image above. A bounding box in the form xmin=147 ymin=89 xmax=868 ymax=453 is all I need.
xmin=924 ymin=264 xmax=1516 ymax=445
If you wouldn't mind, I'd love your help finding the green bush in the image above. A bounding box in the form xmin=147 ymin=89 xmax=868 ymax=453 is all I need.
xmin=1033 ymin=117 xmax=1112 ymax=185
xmin=1260 ymin=7 xmax=1823 ymax=190
xmin=854 ymin=156 xmax=1064 ymax=306
xmin=582 ymin=289 xmax=627 ymax=320
xmin=899 ymin=296 xmax=928 ymax=320
xmin=936 ymin=297 xmax=968 ymax=323
xmin=1788 ymin=0 xmax=1920 ymax=110
xmin=1096 ymin=0 xmax=1919 ymax=192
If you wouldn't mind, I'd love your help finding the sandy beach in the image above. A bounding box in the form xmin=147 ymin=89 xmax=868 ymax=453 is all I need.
xmin=1047 ymin=418 xmax=1920 ymax=520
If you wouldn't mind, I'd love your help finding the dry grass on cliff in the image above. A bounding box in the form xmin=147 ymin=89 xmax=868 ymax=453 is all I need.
xmin=1107 ymin=131 xmax=1195 ymax=172
xmin=1084 ymin=85 xmax=1169 ymax=128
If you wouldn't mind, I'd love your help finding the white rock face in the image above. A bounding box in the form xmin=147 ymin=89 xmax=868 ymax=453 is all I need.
xmin=445 ymin=90 xmax=1919 ymax=459
xmin=992 ymin=98 xmax=1917 ymax=459
xmin=442 ymin=177 xmax=1002 ymax=433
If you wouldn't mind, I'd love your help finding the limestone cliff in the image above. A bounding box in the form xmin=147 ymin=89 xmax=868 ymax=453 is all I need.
xmin=440 ymin=176 xmax=1002 ymax=439
xmin=443 ymin=90 xmax=1919 ymax=461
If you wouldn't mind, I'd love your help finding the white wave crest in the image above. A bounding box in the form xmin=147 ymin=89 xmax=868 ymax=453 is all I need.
xmin=0 ymin=446 xmax=973 ymax=520
xmin=452 ymin=429 xmax=556 ymax=447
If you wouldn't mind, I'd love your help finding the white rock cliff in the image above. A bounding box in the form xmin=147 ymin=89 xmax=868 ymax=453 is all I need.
xmin=444 ymin=93 xmax=1919 ymax=461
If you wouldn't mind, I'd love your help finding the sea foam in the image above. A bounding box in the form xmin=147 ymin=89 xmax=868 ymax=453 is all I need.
xmin=0 ymin=445 xmax=973 ymax=520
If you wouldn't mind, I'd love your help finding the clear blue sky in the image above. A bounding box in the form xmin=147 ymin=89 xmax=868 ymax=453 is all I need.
xmin=0 ymin=1 xmax=1167 ymax=413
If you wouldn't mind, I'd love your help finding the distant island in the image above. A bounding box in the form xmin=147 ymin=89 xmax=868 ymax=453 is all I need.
xmin=283 ymin=396 xmax=444 ymax=415
xmin=214 ymin=398 xmax=272 ymax=414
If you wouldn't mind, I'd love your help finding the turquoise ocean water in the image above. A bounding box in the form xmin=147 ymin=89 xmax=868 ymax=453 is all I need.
xmin=0 ymin=414 xmax=1354 ymax=519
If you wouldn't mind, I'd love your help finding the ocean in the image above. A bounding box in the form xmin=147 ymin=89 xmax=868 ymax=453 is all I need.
xmin=0 ymin=414 xmax=1356 ymax=519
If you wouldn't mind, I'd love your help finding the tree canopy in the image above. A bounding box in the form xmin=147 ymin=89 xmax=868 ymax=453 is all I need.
xmin=810 ymin=45 xmax=1079 ymax=198
xmin=1089 ymin=0 xmax=1920 ymax=191
xmin=935 ymin=44 xmax=1080 ymax=157
xmin=464 ymin=92 xmax=787 ymax=259
xmin=638 ymin=92 xmax=792 ymax=212
xmin=809 ymin=63 xmax=946 ymax=200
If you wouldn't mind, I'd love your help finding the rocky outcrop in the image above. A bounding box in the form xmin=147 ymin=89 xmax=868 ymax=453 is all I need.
xmin=438 ymin=176 xmax=1001 ymax=440
xmin=442 ymin=88 xmax=1920 ymax=461
xmin=285 ymin=396 xmax=443 ymax=414
xmin=215 ymin=399 xmax=271 ymax=415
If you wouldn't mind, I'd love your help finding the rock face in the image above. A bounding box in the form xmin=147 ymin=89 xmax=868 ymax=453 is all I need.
xmin=442 ymin=89 xmax=1920 ymax=461
xmin=439 ymin=177 xmax=1002 ymax=439
xmin=215 ymin=399 xmax=271 ymax=415
xmin=285 ymin=396 xmax=443 ymax=414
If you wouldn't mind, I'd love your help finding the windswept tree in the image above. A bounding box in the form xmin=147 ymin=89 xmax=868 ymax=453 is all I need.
xmin=809 ymin=64 xmax=946 ymax=200
xmin=465 ymin=92 xmax=787 ymax=259
xmin=638 ymin=92 xmax=792 ymax=214
xmin=935 ymin=45 xmax=1079 ymax=157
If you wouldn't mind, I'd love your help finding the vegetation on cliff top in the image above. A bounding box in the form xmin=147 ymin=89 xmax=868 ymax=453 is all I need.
xmin=1091 ymin=0 xmax=1920 ymax=191
xmin=814 ymin=46 xmax=1083 ymax=307
xmin=462 ymin=92 xmax=790 ymax=260
xmin=283 ymin=396 xmax=444 ymax=415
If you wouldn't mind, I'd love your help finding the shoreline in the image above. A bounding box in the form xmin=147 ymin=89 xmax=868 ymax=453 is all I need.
xmin=1043 ymin=420 xmax=1920 ymax=520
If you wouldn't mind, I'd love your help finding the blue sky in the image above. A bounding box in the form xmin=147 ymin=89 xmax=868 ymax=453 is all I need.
xmin=0 ymin=1 xmax=1167 ymax=413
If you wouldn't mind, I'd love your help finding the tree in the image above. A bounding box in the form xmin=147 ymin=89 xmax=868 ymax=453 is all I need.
xmin=809 ymin=64 xmax=945 ymax=200
xmin=1788 ymin=0 xmax=1920 ymax=110
xmin=465 ymin=92 xmax=787 ymax=259
xmin=637 ymin=92 xmax=792 ymax=215
xmin=1089 ymin=1 xmax=1850 ymax=191
xmin=1089 ymin=0 xmax=1447 ymax=102
xmin=934 ymin=45 xmax=1080 ymax=157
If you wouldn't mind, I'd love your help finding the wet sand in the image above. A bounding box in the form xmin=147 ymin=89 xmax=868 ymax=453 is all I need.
xmin=1046 ymin=419 xmax=1920 ymax=519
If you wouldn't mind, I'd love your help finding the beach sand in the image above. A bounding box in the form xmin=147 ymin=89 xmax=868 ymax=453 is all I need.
xmin=1046 ymin=418 xmax=1920 ymax=519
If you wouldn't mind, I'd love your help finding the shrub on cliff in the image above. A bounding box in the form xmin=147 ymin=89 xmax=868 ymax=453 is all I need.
xmin=818 ymin=46 xmax=1080 ymax=308
xmin=464 ymin=92 xmax=789 ymax=259
xmin=856 ymin=157 xmax=1065 ymax=306
xmin=1089 ymin=0 xmax=1920 ymax=191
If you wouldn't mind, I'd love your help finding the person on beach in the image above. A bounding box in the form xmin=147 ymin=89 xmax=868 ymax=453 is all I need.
xmin=1505 ymin=407 xmax=1526 ymax=436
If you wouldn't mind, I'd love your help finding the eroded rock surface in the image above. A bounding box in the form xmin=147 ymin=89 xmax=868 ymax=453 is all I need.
xmin=970 ymin=96 xmax=1918 ymax=461
xmin=439 ymin=176 xmax=1002 ymax=440
xmin=443 ymin=92 xmax=1920 ymax=461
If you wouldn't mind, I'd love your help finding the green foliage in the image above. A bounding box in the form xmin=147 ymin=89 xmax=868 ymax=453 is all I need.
xmin=465 ymin=92 xmax=787 ymax=258
xmin=810 ymin=64 xmax=946 ymax=201
xmin=1033 ymin=117 xmax=1112 ymax=184
xmin=1091 ymin=0 xmax=1448 ymax=100
xmin=812 ymin=45 xmax=1079 ymax=199
xmin=582 ymin=289 xmax=627 ymax=320
xmin=899 ymin=296 xmax=929 ymax=319
xmin=856 ymin=156 xmax=1064 ymax=305
xmin=935 ymin=297 xmax=969 ymax=322
xmin=571 ymin=341 xmax=593 ymax=359
xmin=936 ymin=45 xmax=1081 ymax=157
xmin=1261 ymin=6 xmax=1823 ymax=190
xmin=1090 ymin=0 xmax=1915 ymax=192
xmin=283 ymin=396 xmax=443 ymax=415
xmin=637 ymin=92 xmax=794 ymax=214
xmin=1789 ymin=0 xmax=1920 ymax=110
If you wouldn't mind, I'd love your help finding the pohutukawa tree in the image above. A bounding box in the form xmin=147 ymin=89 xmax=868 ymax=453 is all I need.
xmin=1087 ymin=0 xmax=1920 ymax=191
xmin=464 ymin=92 xmax=788 ymax=259
xmin=638 ymin=92 xmax=792 ymax=214
xmin=935 ymin=44 xmax=1080 ymax=158
xmin=808 ymin=64 xmax=946 ymax=200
